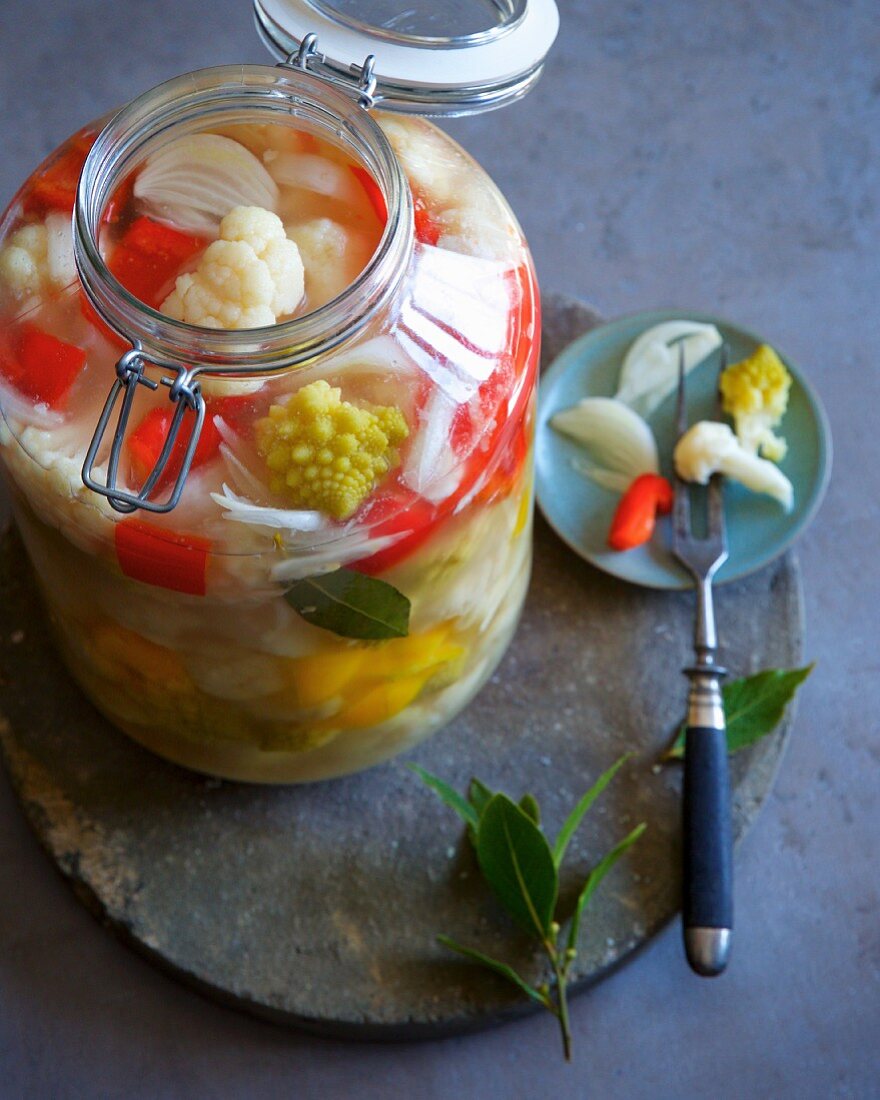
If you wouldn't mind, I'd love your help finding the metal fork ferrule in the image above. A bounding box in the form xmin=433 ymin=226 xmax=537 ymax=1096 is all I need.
xmin=684 ymin=669 xmax=726 ymax=730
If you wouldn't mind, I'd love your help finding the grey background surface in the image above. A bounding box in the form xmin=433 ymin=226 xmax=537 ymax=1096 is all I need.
xmin=0 ymin=1 xmax=877 ymax=1097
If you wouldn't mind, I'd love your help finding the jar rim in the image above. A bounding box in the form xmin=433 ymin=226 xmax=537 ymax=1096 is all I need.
xmin=74 ymin=63 xmax=414 ymax=378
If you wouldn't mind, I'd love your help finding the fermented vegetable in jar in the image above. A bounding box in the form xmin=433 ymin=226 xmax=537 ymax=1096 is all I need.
xmin=0 ymin=3 xmax=557 ymax=782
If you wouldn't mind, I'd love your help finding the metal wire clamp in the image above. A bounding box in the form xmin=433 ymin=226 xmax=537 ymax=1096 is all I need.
xmin=81 ymin=346 xmax=206 ymax=514
xmin=282 ymin=32 xmax=378 ymax=110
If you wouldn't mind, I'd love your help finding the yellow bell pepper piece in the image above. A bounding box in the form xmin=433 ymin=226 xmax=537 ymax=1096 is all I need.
xmin=331 ymin=671 xmax=432 ymax=730
xmin=285 ymin=648 xmax=368 ymax=708
xmin=87 ymin=621 xmax=192 ymax=693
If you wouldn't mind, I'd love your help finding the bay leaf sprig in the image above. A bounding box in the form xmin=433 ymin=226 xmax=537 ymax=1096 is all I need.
xmin=663 ymin=664 xmax=813 ymax=761
xmin=410 ymin=755 xmax=645 ymax=1061
xmin=284 ymin=568 xmax=410 ymax=639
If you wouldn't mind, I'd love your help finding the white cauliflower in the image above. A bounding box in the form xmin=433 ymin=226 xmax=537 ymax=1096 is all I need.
xmin=286 ymin=217 xmax=372 ymax=307
xmin=377 ymin=114 xmax=519 ymax=262
xmin=0 ymin=212 xmax=77 ymax=299
xmin=161 ymin=206 xmax=304 ymax=329
xmin=674 ymin=420 xmax=794 ymax=511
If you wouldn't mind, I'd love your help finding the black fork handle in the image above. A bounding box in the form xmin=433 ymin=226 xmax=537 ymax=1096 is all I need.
xmin=683 ymin=724 xmax=733 ymax=975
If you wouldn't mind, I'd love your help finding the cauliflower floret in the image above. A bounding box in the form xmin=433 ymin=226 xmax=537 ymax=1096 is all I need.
xmin=674 ymin=420 xmax=794 ymax=511
xmin=286 ymin=217 xmax=373 ymax=307
xmin=720 ymin=344 xmax=792 ymax=462
xmin=0 ymin=213 xmax=77 ymax=299
xmin=255 ymin=379 xmax=408 ymax=519
xmin=160 ymin=206 xmax=303 ymax=328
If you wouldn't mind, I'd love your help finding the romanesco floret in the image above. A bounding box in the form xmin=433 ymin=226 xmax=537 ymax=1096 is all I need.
xmin=255 ymin=379 xmax=409 ymax=519
xmin=0 ymin=213 xmax=77 ymax=299
xmin=720 ymin=344 xmax=792 ymax=462
xmin=161 ymin=205 xmax=303 ymax=328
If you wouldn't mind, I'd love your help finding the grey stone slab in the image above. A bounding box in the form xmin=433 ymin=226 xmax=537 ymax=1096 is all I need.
xmin=1 ymin=0 xmax=878 ymax=1094
xmin=0 ymin=297 xmax=803 ymax=1038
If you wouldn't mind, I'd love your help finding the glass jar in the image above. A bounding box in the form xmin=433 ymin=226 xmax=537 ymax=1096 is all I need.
xmin=0 ymin=3 xmax=556 ymax=782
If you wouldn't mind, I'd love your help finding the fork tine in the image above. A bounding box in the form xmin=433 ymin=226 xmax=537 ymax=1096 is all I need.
xmin=715 ymin=343 xmax=728 ymax=420
xmin=676 ymin=341 xmax=688 ymax=439
xmin=706 ymin=474 xmax=726 ymax=541
xmin=706 ymin=344 xmax=729 ymax=542
xmin=673 ymin=342 xmax=691 ymax=541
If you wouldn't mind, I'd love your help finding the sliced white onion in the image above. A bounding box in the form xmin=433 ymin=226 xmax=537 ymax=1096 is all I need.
xmin=0 ymin=380 xmax=66 ymax=431
xmin=268 ymin=529 xmax=406 ymax=583
xmin=402 ymin=388 xmax=462 ymax=503
xmin=551 ymin=397 xmax=659 ymax=491
xmin=615 ymin=321 xmax=722 ymax=418
xmin=210 ymin=483 xmax=325 ymax=532
xmin=134 ymin=134 xmax=279 ymax=237
xmin=570 ymin=461 xmax=633 ymax=495
xmin=264 ymin=152 xmax=359 ymax=206
xmin=218 ymin=441 xmax=268 ymax=501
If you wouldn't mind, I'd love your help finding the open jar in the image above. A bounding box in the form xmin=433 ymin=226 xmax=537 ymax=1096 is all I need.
xmin=0 ymin=0 xmax=557 ymax=782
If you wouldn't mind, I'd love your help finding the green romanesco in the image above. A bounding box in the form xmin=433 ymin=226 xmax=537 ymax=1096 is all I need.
xmin=720 ymin=344 xmax=792 ymax=462
xmin=256 ymin=379 xmax=409 ymax=519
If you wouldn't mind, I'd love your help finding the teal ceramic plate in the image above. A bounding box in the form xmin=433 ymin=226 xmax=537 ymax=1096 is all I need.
xmin=536 ymin=309 xmax=832 ymax=590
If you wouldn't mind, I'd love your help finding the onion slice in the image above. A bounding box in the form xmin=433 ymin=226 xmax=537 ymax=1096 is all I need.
xmin=616 ymin=321 xmax=722 ymax=418
xmin=134 ymin=134 xmax=280 ymax=237
xmin=210 ymin=484 xmax=325 ymax=533
xmin=551 ymin=397 xmax=659 ymax=492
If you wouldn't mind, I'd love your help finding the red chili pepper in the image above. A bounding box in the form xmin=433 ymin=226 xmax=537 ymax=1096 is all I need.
xmin=115 ymin=519 xmax=210 ymax=596
xmin=350 ymin=165 xmax=388 ymax=225
xmin=0 ymin=325 xmax=87 ymax=409
xmin=23 ymin=134 xmax=96 ymax=216
xmin=607 ymin=473 xmax=674 ymax=552
xmin=108 ymin=216 xmax=205 ymax=308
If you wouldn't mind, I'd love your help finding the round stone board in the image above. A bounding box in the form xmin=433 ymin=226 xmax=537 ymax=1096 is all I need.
xmin=0 ymin=295 xmax=803 ymax=1039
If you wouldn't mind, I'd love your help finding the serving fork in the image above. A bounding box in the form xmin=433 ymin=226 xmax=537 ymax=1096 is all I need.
xmin=672 ymin=344 xmax=733 ymax=977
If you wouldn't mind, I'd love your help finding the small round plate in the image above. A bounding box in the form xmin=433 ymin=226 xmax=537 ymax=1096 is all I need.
xmin=536 ymin=309 xmax=832 ymax=590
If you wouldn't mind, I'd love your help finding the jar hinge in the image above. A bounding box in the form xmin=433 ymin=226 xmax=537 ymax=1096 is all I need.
xmin=81 ymin=347 xmax=206 ymax=514
xmin=281 ymin=32 xmax=378 ymax=110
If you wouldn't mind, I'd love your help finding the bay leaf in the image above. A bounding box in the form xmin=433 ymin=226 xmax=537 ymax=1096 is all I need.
xmin=285 ymin=568 xmax=410 ymax=640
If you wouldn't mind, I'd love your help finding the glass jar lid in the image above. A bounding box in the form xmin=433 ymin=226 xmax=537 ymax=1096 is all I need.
xmin=253 ymin=0 xmax=559 ymax=115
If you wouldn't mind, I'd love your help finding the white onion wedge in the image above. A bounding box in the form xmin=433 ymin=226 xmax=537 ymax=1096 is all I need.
xmin=210 ymin=484 xmax=325 ymax=532
xmin=264 ymin=152 xmax=359 ymax=206
xmin=134 ymin=134 xmax=279 ymax=237
xmin=616 ymin=322 xmax=722 ymax=418
xmin=551 ymin=397 xmax=659 ymax=491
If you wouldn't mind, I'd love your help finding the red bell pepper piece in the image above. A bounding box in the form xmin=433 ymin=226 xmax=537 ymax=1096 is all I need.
xmin=607 ymin=473 xmax=674 ymax=552
xmin=126 ymin=405 xmax=223 ymax=492
xmin=101 ymin=171 xmax=137 ymax=229
xmin=351 ymin=488 xmax=445 ymax=576
xmin=115 ymin=519 xmax=210 ymax=596
xmin=350 ymin=165 xmax=388 ymax=225
xmin=353 ymin=265 xmax=540 ymax=573
xmin=126 ymin=395 xmax=250 ymax=494
xmin=1 ymin=325 xmax=87 ymax=409
xmin=23 ymin=133 xmax=96 ymax=216
xmin=413 ymin=193 xmax=441 ymax=246
xmin=109 ymin=217 xmax=205 ymax=308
